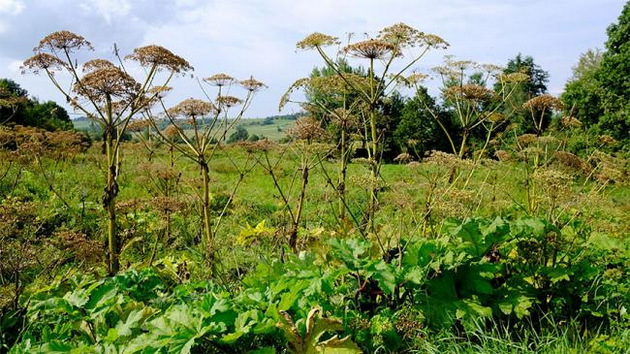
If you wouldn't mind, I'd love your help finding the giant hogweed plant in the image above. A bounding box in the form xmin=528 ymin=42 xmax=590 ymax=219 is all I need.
xmin=144 ymin=74 xmax=265 ymax=260
xmin=295 ymin=23 xmax=448 ymax=240
xmin=22 ymin=31 xmax=192 ymax=275
xmin=280 ymin=74 xmax=364 ymax=224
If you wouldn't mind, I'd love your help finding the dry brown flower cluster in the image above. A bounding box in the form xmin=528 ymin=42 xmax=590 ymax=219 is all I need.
xmin=553 ymin=151 xmax=591 ymax=174
xmin=203 ymin=73 xmax=236 ymax=87
xmin=561 ymin=116 xmax=582 ymax=128
xmin=216 ymin=95 xmax=243 ymax=109
xmin=296 ymin=32 xmax=340 ymax=50
xmin=498 ymin=72 xmax=530 ymax=83
xmin=148 ymin=85 xmax=172 ymax=98
xmin=163 ymin=124 xmax=180 ymax=138
xmin=21 ymin=53 xmax=68 ymax=74
xmin=82 ymin=59 xmax=115 ymax=72
xmin=240 ymin=76 xmax=267 ymax=92
xmin=126 ymin=119 xmax=151 ymax=132
xmin=394 ymin=152 xmax=413 ymax=163
xmin=34 ymin=30 xmax=93 ymax=53
xmin=53 ymin=230 xmax=102 ymax=265
xmin=598 ymin=135 xmax=617 ymax=145
xmin=125 ymin=45 xmax=193 ymax=73
xmin=516 ymin=133 xmax=538 ymax=146
xmin=343 ymin=39 xmax=396 ymax=59
xmin=495 ymin=150 xmax=512 ymax=162
xmin=288 ymin=116 xmax=327 ymax=142
xmin=445 ymin=84 xmax=495 ymax=102
xmin=168 ymin=98 xmax=215 ymax=118
xmin=74 ymin=66 xmax=140 ymax=104
xmin=0 ymin=125 xmax=89 ymax=158
xmin=523 ymin=94 xmax=563 ymax=111
xmin=425 ymin=150 xmax=473 ymax=167
xmin=238 ymin=139 xmax=276 ymax=153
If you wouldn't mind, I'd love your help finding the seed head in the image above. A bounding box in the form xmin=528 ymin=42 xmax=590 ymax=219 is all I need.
xmin=288 ymin=116 xmax=327 ymax=142
xmin=21 ymin=53 xmax=68 ymax=74
xmin=343 ymin=39 xmax=395 ymax=59
xmin=445 ymin=84 xmax=495 ymax=102
xmin=168 ymin=98 xmax=215 ymax=117
xmin=598 ymin=135 xmax=617 ymax=145
xmin=163 ymin=124 xmax=180 ymax=138
xmin=73 ymin=66 xmax=140 ymax=103
xmin=240 ymin=76 xmax=267 ymax=92
xmin=82 ymin=59 xmax=115 ymax=72
xmin=561 ymin=116 xmax=582 ymax=128
xmin=216 ymin=95 xmax=243 ymax=109
xmin=297 ymin=32 xmax=340 ymax=50
xmin=523 ymin=94 xmax=563 ymax=111
xmin=126 ymin=45 xmax=192 ymax=73
xmin=34 ymin=30 xmax=93 ymax=53
xmin=203 ymin=73 xmax=236 ymax=87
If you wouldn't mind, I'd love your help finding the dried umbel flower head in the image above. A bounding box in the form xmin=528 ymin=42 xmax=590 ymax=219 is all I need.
xmin=163 ymin=124 xmax=180 ymax=138
xmin=487 ymin=112 xmax=506 ymax=123
xmin=553 ymin=151 xmax=590 ymax=173
xmin=288 ymin=116 xmax=327 ymax=142
xmin=561 ymin=116 xmax=582 ymax=128
xmin=73 ymin=66 xmax=140 ymax=103
xmin=523 ymin=94 xmax=563 ymax=111
xmin=126 ymin=45 xmax=192 ymax=73
xmin=216 ymin=95 xmax=243 ymax=109
xmin=149 ymin=85 xmax=172 ymax=99
xmin=598 ymin=135 xmax=617 ymax=145
xmin=238 ymin=139 xmax=275 ymax=152
xmin=330 ymin=107 xmax=359 ymax=128
xmin=378 ymin=22 xmax=425 ymax=49
xmin=203 ymin=73 xmax=236 ymax=87
xmin=394 ymin=152 xmax=413 ymax=163
xmin=517 ymin=133 xmax=537 ymax=146
xmin=240 ymin=76 xmax=267 ymax=92
xmin=168 ymin=98 xmax=215 ymax=117
xmin=279 ymin=77 xmax=310 ymax=111
xmin=126 ymin=119 xmax=151 ymax=132
xmin=344 ymin=39 xmax=396 ymax=59
xmin=498 ymin=72 xmax=530 ymax=84
xmin=296 ymin=32 xmax=340 ymax=50
xmin=403 ymin=72 xmax=429 ymax=87
xmin=34 ymin=30 xmax=93 ymax=53
xmin=445 ymin=84 xmax=495 ymax=102
xmin=21 ymin=53 xmax=68 ymax=74
xmin=495 ymin=150 xmax=512 ymax=162
xmin=82 ymin=59 xmax=115 ymax=72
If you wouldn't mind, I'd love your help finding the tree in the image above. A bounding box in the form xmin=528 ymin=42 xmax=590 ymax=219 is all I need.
xmin=393 ymin=87 xmax=450 ymax=158
xmin=228 ymin=125 xmax=249 ymax=143
xmin=0 ymin=79 xmax=72 ymax=129
xmin=561 ymin=49 xmax=604 ymax=127
xmin=593 ymin=1 xmax=630 ymax=142
xmin=495 ymin=54 xmax=550 ymax=134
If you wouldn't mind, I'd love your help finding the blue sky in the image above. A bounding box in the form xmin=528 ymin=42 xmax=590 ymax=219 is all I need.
xmin=0 ymin=0 xmax=626 ymax=118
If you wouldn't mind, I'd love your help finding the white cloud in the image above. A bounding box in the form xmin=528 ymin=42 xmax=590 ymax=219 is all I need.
xmin=0 ymin=0 xmax=24 ymax=15
xmin=7 ymin=59 xmax=21 ymax=73
xmin=79 ymin=0 xmax=131 ymax=24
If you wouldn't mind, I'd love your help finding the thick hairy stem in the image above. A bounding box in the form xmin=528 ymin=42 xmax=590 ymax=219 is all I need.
xmin=289 ymin=165 xmax=309 ymax=252
xmin=104 ymin=127 xmax=119 ymax=275
xmin=200 ymin=161 xmax=214 ymax=259
xmin=339 ymin=128 xmax=347 ymax=221
xmin=367 ymin=58 xmax=378 ymax=234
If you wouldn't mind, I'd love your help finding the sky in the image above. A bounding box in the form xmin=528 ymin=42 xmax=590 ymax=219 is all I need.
xmin=0 ymin=0 xmax=626 ymax=118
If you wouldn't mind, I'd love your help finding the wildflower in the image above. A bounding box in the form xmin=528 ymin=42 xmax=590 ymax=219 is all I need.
xmin=523 ymin=94 xmax=563 ymax=111
xmin=73 ymin=66 xmax=140 ymax=103
xmin=343 ymin=39 xmax=395 ymax=59
xmin=163 ymin=124 xmax=180 ymax=138
xmin=216 ymin=95 xmax=243 ymax=109
xmin=82 ymin=59 xmax=115 ymax=72
xmin=126 ymin=119 xmax=151 ymax=132
xmin=125 ymin=45 xmax=192 ymax=73
xmin=21 ymin=53 xmax=68 ymax=74
xmin=598 ymin=135 xmax=617 ymax=145
xmin=445 ymin=84 xmax=495 ymax=102
xmin=561 ymin=116 xmax=582 ymax=128
xmin=240 ymin=76 xmax=267 ymax=92
xmin=378 ymin=23 xmax=425 ymax=50
xmin=204 ymin=73 xmax=236 ymax=87
xmin=296 ymin=32 xmax=340 ymax=50
xmin=394 ymin=152 xmax=413 ymax=163
xmin=498 ymin=72 xmax=530 ymax=83
xmin=168 ymin=98 xmax=215 ymax=118
xmin=288 ymin=116 xmax=327 ymax=142
xmin=553 ymin=151 xmax=590 ymax=173
xmin=495 ymin=150 xmax=512 ymax=162
xmin=149 ymin=85 xmax=172 ymax=99
xmin=34 ymin=30 xmax=93 ymax=53
xmin=517 ymin=134 xmax=537 ymax=146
